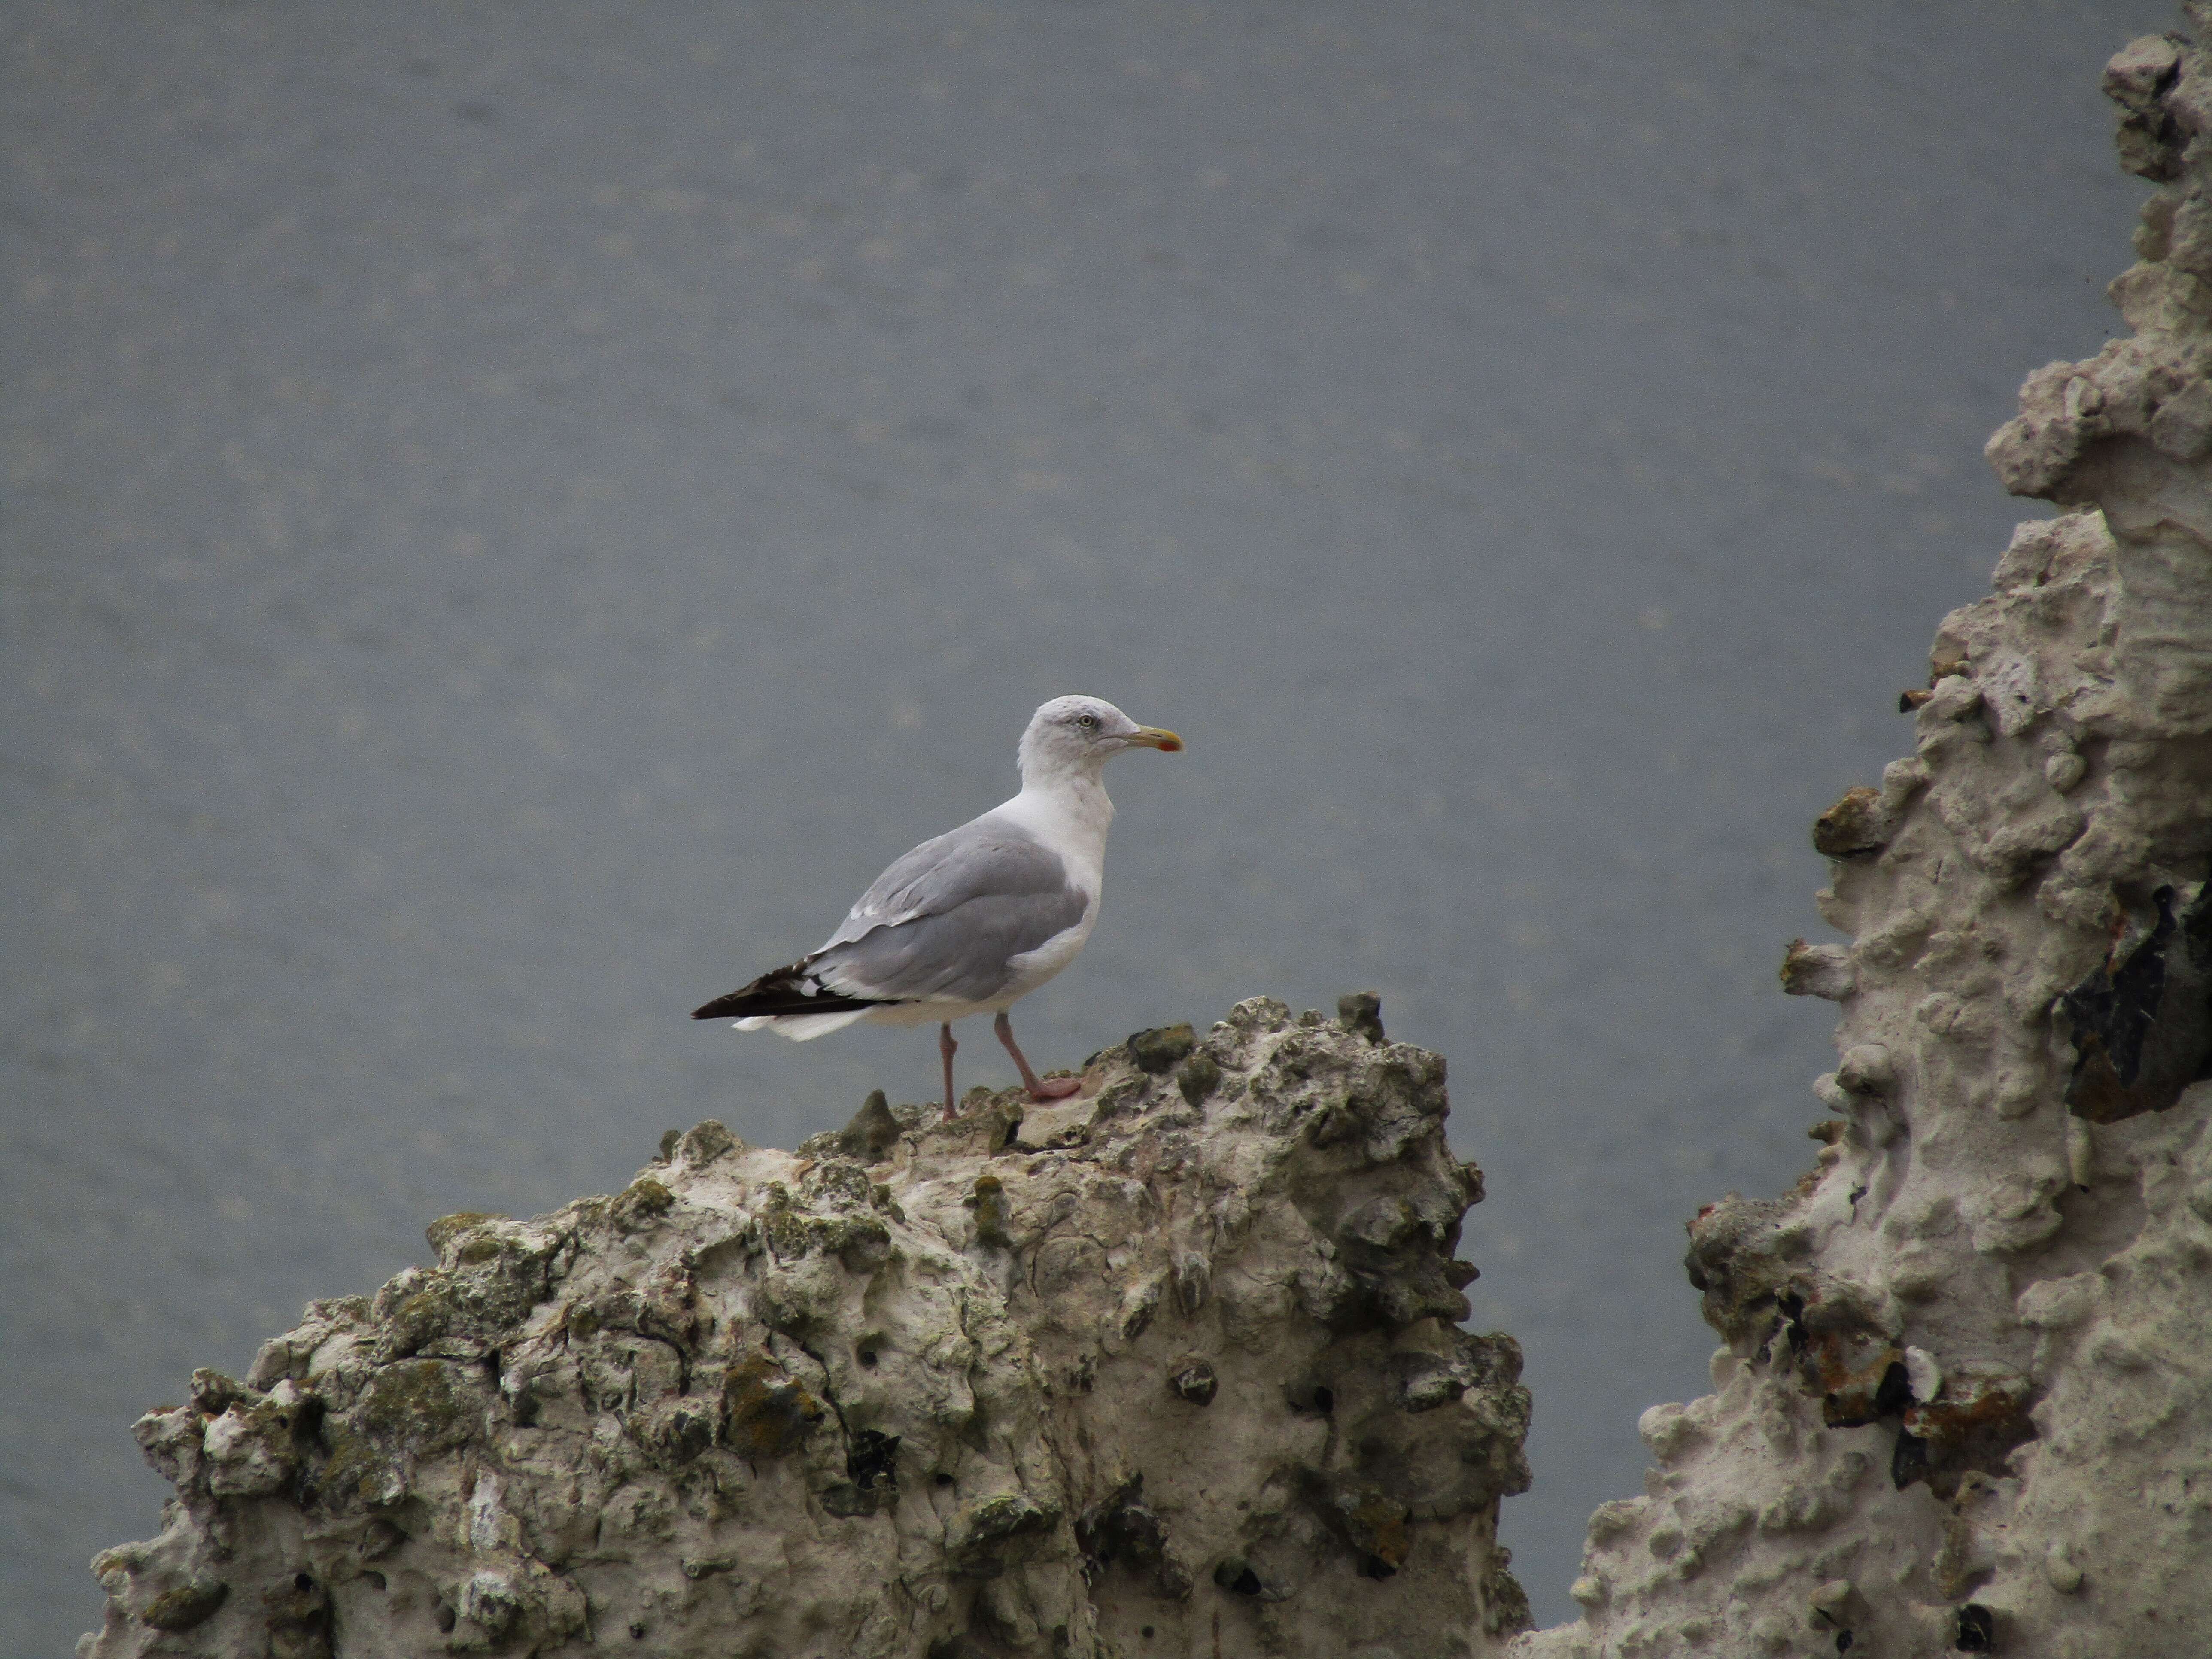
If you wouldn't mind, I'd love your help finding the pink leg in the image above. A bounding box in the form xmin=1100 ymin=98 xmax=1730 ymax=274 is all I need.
xmin=996 ymin=1010 xmax=1081 ymax=1101
xmin=940 ymin=1023 xmax=959 ymax=1121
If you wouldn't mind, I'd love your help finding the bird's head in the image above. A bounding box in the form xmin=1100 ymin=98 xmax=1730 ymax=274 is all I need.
xmin=1018 ymin=695 xmax=1182 ymax=784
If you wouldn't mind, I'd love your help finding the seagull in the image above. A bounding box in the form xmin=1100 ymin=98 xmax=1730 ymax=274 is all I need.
xmin=692 ymin=696 xmax=1183 ymax=1118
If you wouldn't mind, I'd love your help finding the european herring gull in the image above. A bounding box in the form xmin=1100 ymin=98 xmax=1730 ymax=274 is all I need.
xmin=692 ymin=695 xmax=1183 ymax=1117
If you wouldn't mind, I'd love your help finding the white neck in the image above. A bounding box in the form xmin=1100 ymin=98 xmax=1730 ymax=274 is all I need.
xmin=1019 ymin=768 xmax=1112 ymax=830
xmin=1002 ymin=768 xmax=1115 ymax=877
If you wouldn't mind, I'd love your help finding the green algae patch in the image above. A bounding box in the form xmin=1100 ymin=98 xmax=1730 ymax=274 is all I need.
xmin=967 ymin=1175 xmax=1013 ymax=1249
xmin=757 ymin=1184 xmax=811 ymax=1258
xmin=1127 ymin=1023 xmax=1197 ymax=1075
xmin=612 ymin=1176 xmax=676 ymax=1232
xmin=675 ymin=1119 xmax=740 ymax=1164
xmin=563 ymin=1299 xmax=602 ymax=1343
xmin=374 ymin=1276 xmax=460 ymax=1360
xmin=425 ymin=1211 xmax=505 ymax=1253
xmin=140 ymin=1578 xmax=226 ymax=1632
xmin=721 ymin=1350 xmax=825 ymax=1458
xmin=757 ymin=1180 xmax=892 ymax=1270
xmin=315 ymin=1358 xmax=486 ymax=1507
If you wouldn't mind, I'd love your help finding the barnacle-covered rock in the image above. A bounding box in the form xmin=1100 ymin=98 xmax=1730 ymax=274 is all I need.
xmin=1519 ymin=14 xmax=2212 ymax=1656
xmin=83 ymin=1000 xmax=1526 ymax=1658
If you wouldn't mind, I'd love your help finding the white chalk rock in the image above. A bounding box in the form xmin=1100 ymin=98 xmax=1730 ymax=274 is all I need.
xmin=82 ymin=1003 xmax=1532 ymax=1658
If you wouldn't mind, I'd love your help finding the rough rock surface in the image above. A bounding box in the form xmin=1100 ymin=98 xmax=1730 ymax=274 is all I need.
xmin=81 ymin=997 xmax=1531 ymax=1659
xmin=1517 ymin=15 xmax=2212 ymax=1659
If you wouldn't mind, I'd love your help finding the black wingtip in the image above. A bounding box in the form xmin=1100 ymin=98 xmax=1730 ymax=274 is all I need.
xmin=690 ymin=959 xmax=883 ymax=1022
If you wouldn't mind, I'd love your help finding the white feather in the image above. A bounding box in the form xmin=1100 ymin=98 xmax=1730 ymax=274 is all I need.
xmin=749 ymin=1008 xmax=872 ymax=1042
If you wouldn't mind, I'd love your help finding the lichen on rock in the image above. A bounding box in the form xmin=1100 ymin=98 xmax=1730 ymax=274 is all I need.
xmin=81 ymin=997 xmax=1529 ymax=1658
xmin=1518 ymin=12 xmax=2212 ymax=1655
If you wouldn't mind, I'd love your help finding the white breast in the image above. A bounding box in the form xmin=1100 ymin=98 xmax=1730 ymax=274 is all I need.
xmin=997 ymin=909 xmax=1097 ymax=1005
xmin=989 ymin=775 xmax=1113 ymax=1005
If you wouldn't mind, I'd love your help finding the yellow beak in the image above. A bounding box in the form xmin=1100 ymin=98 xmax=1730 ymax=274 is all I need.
xmin=1125 ymin=726 xmax=1184 ymax=752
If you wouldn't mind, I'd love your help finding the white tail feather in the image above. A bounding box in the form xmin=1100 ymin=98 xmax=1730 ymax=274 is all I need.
xmin=737 ymin=1008 xmax=871 ymax=1041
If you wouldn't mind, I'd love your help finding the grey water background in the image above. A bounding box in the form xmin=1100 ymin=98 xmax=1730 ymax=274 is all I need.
xmin=1 ymin=1 xmax=2164 ymax=1649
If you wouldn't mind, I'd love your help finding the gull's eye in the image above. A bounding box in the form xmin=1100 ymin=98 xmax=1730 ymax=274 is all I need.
xmin=1076 ymin=714 xmax=1099 ymax=731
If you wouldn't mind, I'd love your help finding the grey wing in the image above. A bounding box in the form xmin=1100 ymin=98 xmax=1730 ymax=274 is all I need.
xmin=822 ymin=814 xmax=1069 ymax=947
xmin=812 ymin=816 xmax=1085 ymax=1003
xmin=815 ymin=887 xmax=1088 ymax=1003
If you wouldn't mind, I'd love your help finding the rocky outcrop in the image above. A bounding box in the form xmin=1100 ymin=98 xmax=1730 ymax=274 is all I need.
xmin=80 ymin=998 xmax=1531 ymax=1659
xmin=1517 ymin=13 xmax=2212 ymax=1658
